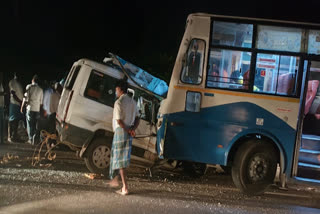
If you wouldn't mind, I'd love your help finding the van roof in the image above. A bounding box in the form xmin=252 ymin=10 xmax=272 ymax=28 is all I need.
xmin=73 ymin=57 xmax=167 ymax=100
xmin=74 ymin=58 xmax=125 ymax=80
xmin=73 ymin=58 xmax=150 ymax=93
xmin=189 ymin=13 xmax=320 ymax=28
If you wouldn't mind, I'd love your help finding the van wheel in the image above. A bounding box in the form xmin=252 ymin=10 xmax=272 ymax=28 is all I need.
xmin=84 ymin=137 xmax=112 ymax=176
xmin=231 ymin=140 xmax=277 ymax=195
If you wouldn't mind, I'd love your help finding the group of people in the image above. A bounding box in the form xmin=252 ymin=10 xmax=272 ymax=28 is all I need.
xmin=1 ymin=72 xmax=140 ymax=195
xmin=0 ymin=73 xmax=62 ymax=145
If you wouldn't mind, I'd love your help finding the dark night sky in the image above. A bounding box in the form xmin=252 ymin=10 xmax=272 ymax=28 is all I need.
xmin=2 ymin=0 xmax=320 ymax=86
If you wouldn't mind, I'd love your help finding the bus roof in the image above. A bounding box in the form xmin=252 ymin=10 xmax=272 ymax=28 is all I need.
xmin=189 ymin=13 xmax=320 ymax=28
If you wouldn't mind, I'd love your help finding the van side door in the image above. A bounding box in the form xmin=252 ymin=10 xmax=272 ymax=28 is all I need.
xmin=57 ymin=64 xmax=81 ymax=123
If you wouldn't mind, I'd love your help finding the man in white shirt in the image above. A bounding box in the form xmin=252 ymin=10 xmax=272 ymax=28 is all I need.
xmin=21 ymin=75 xmax=43 ymax=145
xmin=0 ymin=72 xmax=5 ymax=144
xmin=42 ymin=80 xmax=54 ymax=117
xmin=48 ymin=82 xmax=62 ymax=134
xmin=8 ymin=73 xmax=24 ymax=143
xmin=108 ymin=80 xmax=140 ymax=196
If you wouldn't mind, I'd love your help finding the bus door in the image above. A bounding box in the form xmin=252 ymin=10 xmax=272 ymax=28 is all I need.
xmin=295 ymin=59 xmax=320 ymax=182
xmin=164 ymin=39 xmax=206 ymax=162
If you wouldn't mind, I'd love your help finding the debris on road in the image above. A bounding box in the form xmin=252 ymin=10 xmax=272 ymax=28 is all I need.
xmin=0 ymin=153 xmax=20 ymax=165
xmin=32 ymin=130 xmax=59 ymax=167
xmin=84 ymin=173 xmax=104 ymax=180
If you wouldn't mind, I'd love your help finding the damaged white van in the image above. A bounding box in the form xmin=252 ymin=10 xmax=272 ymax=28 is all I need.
xmin=56 ymin=53 xmax=169 ymax=175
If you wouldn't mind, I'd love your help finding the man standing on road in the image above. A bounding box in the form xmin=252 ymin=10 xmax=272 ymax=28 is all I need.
xmin=108 ymin=80 xmax=140 ymax=196
xmin=8 ymin=73 xmax=24 ymax=143
xmin=21 ymin=75 xmax=43 ymax=145
xmin=0 ymin=72 xmax=5 ymax=144
xmin=48 ymin=82 xmax=62 ymax=134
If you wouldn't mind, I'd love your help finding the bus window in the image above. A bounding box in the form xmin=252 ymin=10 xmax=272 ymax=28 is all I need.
xmin=206 ymin=49 xmax=251 ymax=90
xmin=308 ymin=30 xmax=320 ymax=54
xmin=180 ymin=39 xmax=205 ymax=85
xmin=212 ymin=21 xmax=253 ymax=48
xmin=185 ymin=91 xmax=201 ymax=112
xmin=257 ymin=25 xmax=303 ymax=53
xmin=254 ymin=54 xmax=299 ymax=96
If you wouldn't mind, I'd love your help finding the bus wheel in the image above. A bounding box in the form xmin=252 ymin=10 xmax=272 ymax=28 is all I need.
xmin=84 ymin=137 xmax=112 ymax=176
xmin=182 ymin=162 xmax=207 ymax=178
xmin=231 ymin=140 xmax=277 ymax=195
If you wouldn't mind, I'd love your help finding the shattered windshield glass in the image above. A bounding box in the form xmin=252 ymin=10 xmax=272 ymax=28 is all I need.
xmin=114 ymin=55 xmax=169 ymax=97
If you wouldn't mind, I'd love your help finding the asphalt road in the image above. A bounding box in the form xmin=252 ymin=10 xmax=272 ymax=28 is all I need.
xmin=0 ymin=142 xmax=320 ymax=214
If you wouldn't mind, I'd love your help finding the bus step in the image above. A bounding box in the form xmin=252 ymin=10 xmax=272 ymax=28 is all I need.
xmin=297 ymin=163 xmax=320 ymax=180
xmin=298 ymin=155 xmax=320 ymax=166
xmin=301 ymin=135 xmax=320 ymax=151
xmin=294 ymin=176 xmax=320 ymax=184
xmin=298 ymin=162 xmax=320 ymax=169
xmin=302 ymin=134 xmax=320 ymax=141
xmin=299 ymin=148 xmax=320 ymax=154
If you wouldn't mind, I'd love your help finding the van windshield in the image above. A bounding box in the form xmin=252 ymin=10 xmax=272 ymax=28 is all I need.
xmin=113 ymin=55 xmax=169 ymax=97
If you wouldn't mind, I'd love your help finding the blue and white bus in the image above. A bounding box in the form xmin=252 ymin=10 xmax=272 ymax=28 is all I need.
xmin=156 ymin=13 xmax=320 ymax=195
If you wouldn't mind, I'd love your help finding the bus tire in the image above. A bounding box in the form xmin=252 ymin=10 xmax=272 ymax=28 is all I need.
xmin=231 ymin=139 xmax=277 ymax=195
xmin=84 ymin=137 xmax=112 ymax=176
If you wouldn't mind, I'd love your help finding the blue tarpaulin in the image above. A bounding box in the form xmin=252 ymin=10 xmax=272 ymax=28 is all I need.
xmin=116 ymin=56 xmax=168 ymax=97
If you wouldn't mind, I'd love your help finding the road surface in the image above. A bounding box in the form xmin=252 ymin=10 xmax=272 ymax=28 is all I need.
xmin=0 ymin=143 xmax=320 ymax=214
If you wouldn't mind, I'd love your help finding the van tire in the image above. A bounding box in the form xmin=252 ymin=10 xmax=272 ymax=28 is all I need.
xmin=231 ymin=139 xmax=277 ymax=195
xmin=84 ymin=137 xmax=112 ymax=176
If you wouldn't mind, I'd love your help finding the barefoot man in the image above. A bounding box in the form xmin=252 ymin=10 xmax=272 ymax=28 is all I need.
xmin=108 ymin=80 xmax=140 ymax=195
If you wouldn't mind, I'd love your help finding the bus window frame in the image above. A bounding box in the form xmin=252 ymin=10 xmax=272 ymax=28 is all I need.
xmin=249 ymin=50 xmax=304 ymax=98
xmin=206 ymin=48 xmax=253 ymax=91
xmin=211 ymin=20 xmax=254 ymax=48
xmin=205 ymin=16 xmax=319 ymax=98
xmin=180 ymin=38 xmax=206 ymax=86
xmin=252 ymin=52 xmax=302 ymax=96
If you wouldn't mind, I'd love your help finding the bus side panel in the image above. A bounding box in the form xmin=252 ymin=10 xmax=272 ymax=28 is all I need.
xmin=162 ymin=101 xmax=296 ymax=174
